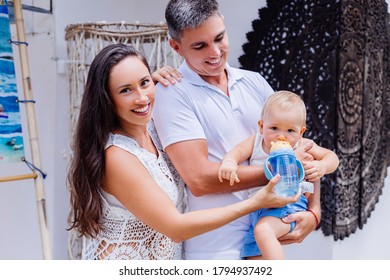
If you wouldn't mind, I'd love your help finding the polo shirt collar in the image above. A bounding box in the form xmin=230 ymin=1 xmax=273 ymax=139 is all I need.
xmin=179 ymin=60 xmax=244 ymax=88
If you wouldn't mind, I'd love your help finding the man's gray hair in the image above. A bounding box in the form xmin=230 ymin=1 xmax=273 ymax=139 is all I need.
xmin=165 ymin=0 xmax=221 ymax=41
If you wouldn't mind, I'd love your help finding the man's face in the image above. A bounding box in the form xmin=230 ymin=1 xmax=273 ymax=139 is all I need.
xmin=170 ymin=14 xmax=229 ymax=79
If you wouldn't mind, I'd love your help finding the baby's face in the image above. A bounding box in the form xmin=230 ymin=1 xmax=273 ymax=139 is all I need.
xmin=259 ymin=106 xmax=305 ymax=151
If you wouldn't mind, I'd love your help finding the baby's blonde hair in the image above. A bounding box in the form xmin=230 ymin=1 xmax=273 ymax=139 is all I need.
xmin=261 ymin=90 xmax=307 ymax=125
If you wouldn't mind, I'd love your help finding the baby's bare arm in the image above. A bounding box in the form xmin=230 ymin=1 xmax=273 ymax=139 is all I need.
xmin=218 ymin=135 xmax=256 ymax=185
xmin=304 ymin=143 xmax=339 ymax=181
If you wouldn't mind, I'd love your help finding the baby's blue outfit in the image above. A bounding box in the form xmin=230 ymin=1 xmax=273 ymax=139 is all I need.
xmin=241 ymin=195 xmax=308 ymax=257
xmin=240 ymin=132 xmax=310 ymax=258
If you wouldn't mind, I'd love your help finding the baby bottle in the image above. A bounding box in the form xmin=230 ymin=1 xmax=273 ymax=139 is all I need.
xmin=264 ymin=140 xmax=304 ymax=197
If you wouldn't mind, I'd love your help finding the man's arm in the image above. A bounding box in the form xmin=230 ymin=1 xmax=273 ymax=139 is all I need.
xmin=165 ymin=139 xmax=268 ymax=196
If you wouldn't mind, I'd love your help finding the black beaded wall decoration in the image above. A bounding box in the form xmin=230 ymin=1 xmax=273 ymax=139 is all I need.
xmin=239 ymin=0 xmax=390 ymax=240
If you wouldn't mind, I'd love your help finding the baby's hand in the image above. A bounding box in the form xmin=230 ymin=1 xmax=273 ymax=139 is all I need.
xmin=303 ymin=160 xmax=326 ymax=182
xmin=218 ymin=159 xmax=240 ymax=186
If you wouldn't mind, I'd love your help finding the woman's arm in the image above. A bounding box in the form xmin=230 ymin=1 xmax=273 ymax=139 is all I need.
xmin=104 ymin=146 xmax=296 ymax=243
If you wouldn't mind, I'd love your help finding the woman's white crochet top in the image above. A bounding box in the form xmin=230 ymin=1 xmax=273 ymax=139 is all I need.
xmin=83 ymin=122 xmax=185 ymax=260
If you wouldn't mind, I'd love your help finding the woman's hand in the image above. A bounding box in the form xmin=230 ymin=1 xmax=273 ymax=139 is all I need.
xmin=151 ymin=65 xmax=182 ymax=86
xmin=252 ymin=175 xmax=300 ymax=210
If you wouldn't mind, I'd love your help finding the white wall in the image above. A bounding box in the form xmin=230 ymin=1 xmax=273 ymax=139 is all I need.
xmin=0 ymin=0 xmax=389 ymax=260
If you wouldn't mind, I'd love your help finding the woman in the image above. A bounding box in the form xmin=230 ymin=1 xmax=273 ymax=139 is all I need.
xmin=68 ymin=43 xmax=298 ymax=260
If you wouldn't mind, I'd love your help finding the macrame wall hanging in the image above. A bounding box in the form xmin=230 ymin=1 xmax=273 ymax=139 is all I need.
xmin=239 ymin=0 xmax=390 ymax=240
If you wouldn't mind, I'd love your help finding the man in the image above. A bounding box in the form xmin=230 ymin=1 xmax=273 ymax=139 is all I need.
xmin=153 ymin=0 xmax=320 ymax=260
